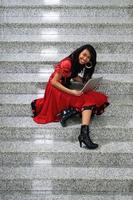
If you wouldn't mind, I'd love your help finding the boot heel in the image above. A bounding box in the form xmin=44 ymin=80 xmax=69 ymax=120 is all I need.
xmin=79 ymin=140 xmax=82 ymax=147
xmin=60 ymin=119 xmax=66 ymax=127
xmin=78 ymin=125 xmax=98 ymax=149
xmin=31 ymin=100 xmax=37 ymax=117
xmin=78 ymin=136 xmax=82 ymax=147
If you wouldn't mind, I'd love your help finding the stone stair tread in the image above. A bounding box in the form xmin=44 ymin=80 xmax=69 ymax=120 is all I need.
xmin=1 ymin=8 xmax=132 ymax=19
xmin=0 ymin=165 xmax=133 ymax=180
xmin=0 ymin=72 xmax=49 ymax=82
xmin=0 ymin=73 xmax=133 ymax=83
xmin=2 ymin=25 xmax=133 ymax=37
xmin=1 ymin=34 xmax=133 ymax=43
xmin=0 ymin=63 xmax=132 ymax=74
xmin=1 ymin=0 xmax=133 ymax=7
xmin=1 ymin=16 xmax=133 ymax=25
xmin=1 ymin=0 xmax=133 ymax=196
xmin=1 ymin=44 xmax=133 ymax=57
xmin=0 ymin=140 xmax=133 ymax=153
xmin=0 ymin=53 xmax=132 ymax=62
xmin=0 ymin=94 xmax=133 ymax=105
xmin=0 ymin=116 xmax=133 ymax=128
xmin=0 ymin=193 xmax=132 ymax=200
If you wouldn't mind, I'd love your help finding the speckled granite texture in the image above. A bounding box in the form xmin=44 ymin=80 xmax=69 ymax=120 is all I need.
xmin=0 ymin=0 xmax=133 ymax=197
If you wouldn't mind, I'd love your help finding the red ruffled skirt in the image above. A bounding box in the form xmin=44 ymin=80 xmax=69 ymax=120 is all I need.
xmin=31 ymin=79 xmax=110 ymax=124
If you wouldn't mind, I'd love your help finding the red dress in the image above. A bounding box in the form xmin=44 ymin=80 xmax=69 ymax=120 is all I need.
xmin=31 ymin=58 xmax=110 ymax=124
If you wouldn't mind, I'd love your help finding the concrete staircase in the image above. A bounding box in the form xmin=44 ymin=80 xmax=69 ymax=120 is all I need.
xmin=0 ymin=0 xmax=133 ymax=199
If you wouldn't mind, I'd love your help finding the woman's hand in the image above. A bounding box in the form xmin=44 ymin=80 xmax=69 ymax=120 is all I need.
xmin=72 ymin=75 xmax=83 ymax=83
xmin=72 ymin=90 xmax=83 ymax=96
xmin=51 ymin=73 xmax=83 ymax=96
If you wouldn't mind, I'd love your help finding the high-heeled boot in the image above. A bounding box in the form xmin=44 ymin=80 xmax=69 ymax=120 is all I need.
xmin=78 ymin=125 xmax=98 ymax=149
xmin=58 ymin=107 xmax=79 ymax=127
xmin=31 ymin=100 xmax=37 ymax=118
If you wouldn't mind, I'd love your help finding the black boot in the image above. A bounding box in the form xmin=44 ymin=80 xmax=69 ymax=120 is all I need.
xmin=78 ymin=125 xmax=98 ymax=149
xmin=31 ymin=100 xmax=37 ymax=118
xmin=58 ymin=107 xmax=79 ymax=127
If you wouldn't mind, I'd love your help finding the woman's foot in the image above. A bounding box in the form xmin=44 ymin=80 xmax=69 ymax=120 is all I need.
xmin=58 ymin=107 xmax=79 ymax=127
xmin=78 ymin=125 xmax=98 ymax=149
xmin=31 ymin=100 xmax=37 ymax=117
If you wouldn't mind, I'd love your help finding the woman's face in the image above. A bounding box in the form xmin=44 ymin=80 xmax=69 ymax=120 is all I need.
xmin=79 ymin=49 xmax=91 ymax=65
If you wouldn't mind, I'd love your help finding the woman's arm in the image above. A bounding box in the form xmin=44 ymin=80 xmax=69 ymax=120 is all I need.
xmin=50 ymin=72 xmax=83 ymax=96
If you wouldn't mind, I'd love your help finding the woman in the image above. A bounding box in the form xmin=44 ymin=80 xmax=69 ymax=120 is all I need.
xmin=31 ymin=44 xmax=110 ymax=149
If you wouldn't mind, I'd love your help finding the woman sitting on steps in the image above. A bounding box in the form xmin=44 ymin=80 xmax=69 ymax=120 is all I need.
xmin=31 ymin=44 xmax=110 ymax=150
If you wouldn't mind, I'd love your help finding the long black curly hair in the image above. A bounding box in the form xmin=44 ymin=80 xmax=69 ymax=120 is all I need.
xmin=68 ymin=44 xmax=97 ymax=82
xmin=55 ymin=44 xmax=97 ymax=87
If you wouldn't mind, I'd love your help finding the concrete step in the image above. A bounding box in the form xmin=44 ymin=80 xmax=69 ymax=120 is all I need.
xmin=0 ymin=0 xmax=132 ymax=197
xmin=0 ymin=102 xmax=132 ymax=117
xmin=1 ymin=34 xmax=133 ymax=43
xmin=1 ymin=94 xmax=132 ymax=105
xmin=0 ymin=38 xmax=133 ymax=54
xmin=0 ymin=165 xmax=133 ymax=192
xmin=1 ymin=0 xmax=133 ymax=8
xmin=0 ymin=94 xmax=132 ymax=117
xmin=0 ymin=53 xmax=132 ymax=62
xmin=0 ymin=140 xmax=133 ymax=167
xmin=0 ymin=193 xmax=133 ymax=200
xmin=0 ymin=116 xmax=132 ymax=142
xmin=1 ymin=16 xmax=132 ymax=25
xmin=1 ymin=7 xmax=132 ymax=18
xmin=0 ymin=73 xmax=132 ymax=94
xmin=0 ymin=62 xmax=133 ymax=74
xmin=2 ymin=24 xmax=133 ymax=36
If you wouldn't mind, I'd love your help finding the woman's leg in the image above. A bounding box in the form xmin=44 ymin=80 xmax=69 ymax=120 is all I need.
xmin=82 ymin=110 xmax=92 ymax=125
xmin=79 ymin=107 xmax=98 ymax=149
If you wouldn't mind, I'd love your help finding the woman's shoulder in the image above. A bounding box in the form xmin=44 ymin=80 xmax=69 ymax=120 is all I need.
xmin=54 ymin=57 xmax=72 ymax=77
xmin=60 ymin=57 xmax=72 ymax=67
xmin=55 ymin=57 xmax=72 ymax=71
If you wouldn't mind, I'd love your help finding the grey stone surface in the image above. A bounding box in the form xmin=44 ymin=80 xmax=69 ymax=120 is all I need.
xmin=0 ymin=93 xmax=132 ymax=113
xmin=0 ymin=62 xmax=132 ymax=74
xmin=0 ymin=166 xmax=132 ymax=192
xmin=0 ymin=141 xmax=133 ymax=167
xmin=2 ymin=24 xmax=133 ymax=36
xmin=0 ymin=180 xmax=132 ymax=192
xmin=1 ymin=0 xmax=133 ymax=7
xmin=1 ymin=94 xmax=132 ymax=105
xmin=0 ymin=165 xmax=132 ymax=180
xmin=0 ymin=53 xmax=132 ymax=62
xmin=0 ymin=122 xmax=133 ymax=142
xmin=0 ymin=73 xmax=132 ymax=94
xmin=0 ymin=116 xmax=133 ymax=142
xmin=0 ymin=0 xmax=133 ymax=196
xmin=0 ymin=73 xmax=133 ymax=83
xmin=0 ymin=40 xmax=133 ymax=54
xmin=1 ymin=16 xmax=133 ymax=25
xmin=0 ymin=116 xmax=133 ymax=128
xmin=0 ymin=98 xmax=132 ymax=117
xmin=1 ymin=7 xmax=132 ymax=18
xmin=0 ymin=140 xmax=133 ymax=153
xmin=0 ymin=193 xmax=133 ymax=200
xmin=0 ymin=180 xmax=6 ymax=191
